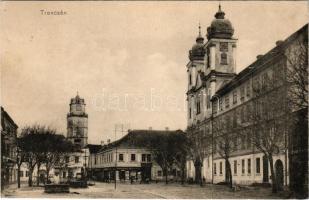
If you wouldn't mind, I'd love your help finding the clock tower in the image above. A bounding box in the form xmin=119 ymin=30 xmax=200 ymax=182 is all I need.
xmin=67 ymin=93 xmax=88 ymax=148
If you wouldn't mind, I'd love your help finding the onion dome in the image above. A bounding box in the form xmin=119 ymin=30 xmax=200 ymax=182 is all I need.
xmin=189 ymin=24 xmax=206 ymax=61
xmin=207 ymin=5 xmax=234 ymax=40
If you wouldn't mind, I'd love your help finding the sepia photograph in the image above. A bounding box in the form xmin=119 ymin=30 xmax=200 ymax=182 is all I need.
xmin=1 ymin=1 xmax=308 ymax=199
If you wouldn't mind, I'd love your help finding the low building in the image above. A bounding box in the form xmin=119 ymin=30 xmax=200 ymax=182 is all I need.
xmin=89 ymin=129 xmax=184 ymax=183
xmin=1 ymin=107 xmax=18 ymax=188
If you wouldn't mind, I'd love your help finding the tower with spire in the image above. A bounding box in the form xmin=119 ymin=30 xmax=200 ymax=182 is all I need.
xmin=186 ymin=4 xmax=237 ymax=127
xmin=67 ymin=92 xmax=88 ymax=148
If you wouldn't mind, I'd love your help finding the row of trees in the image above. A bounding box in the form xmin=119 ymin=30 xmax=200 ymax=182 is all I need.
xmin=16 ymin=125 xmax=76 ymax=187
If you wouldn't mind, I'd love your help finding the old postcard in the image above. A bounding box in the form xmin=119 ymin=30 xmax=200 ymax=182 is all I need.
xmin=1 ymin=1 xmax=308 ymax=199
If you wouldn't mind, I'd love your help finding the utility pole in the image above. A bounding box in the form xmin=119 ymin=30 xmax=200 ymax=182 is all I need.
xmin=114 ymin=123 xmax=130 ymax=189
xmin=114 ymin=124 xmax=117 ymax=190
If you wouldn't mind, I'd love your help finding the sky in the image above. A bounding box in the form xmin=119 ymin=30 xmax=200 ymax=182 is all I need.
xmin=1 ymin=1 xmax=308 ymax=144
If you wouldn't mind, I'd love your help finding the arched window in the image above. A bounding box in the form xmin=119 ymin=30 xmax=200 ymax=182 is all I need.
xmin=221 ymin=52 xmax=228 ymax=65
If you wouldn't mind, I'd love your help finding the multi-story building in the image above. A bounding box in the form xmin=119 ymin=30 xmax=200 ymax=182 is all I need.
xmin=89 ymin=129 xmax=183 ymax=182
xmin=185 ymin=5 xmax=307 ymax=188
xmin=1 ymin=107 xmax=18 ymax=188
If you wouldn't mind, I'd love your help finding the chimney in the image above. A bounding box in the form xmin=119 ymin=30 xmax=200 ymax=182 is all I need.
xmin=101 ymin=141 xmax=104 ymax=146
xmin=276 ymin=40 xmax=283 ymax=46
xmin=165 ymin=127 xmax=169 ymax=131
xmin=149 ymin=127 xmax=152 ymax=130
xmin=256 ymin=54 xmax=263 ymax=60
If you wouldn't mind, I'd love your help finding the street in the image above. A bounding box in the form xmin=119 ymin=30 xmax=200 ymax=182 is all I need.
xmin=2 ymin=181 xmax=291 ymax=199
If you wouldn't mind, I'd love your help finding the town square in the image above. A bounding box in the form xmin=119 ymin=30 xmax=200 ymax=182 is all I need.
xmin=1 ymin=1 xmax=308 ymax=199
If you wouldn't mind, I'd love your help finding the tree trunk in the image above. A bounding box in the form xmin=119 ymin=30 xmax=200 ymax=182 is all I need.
xmin=269 ymin=155 xmax=278 ymax=193
xmin=165 ymin=167 xmax=168 ymax=184
xmin=194 ymin=162 xmax=202 ymax=185
xmin=181 ymin=165 xmax=185 ymax=185
xmin=36 ymin=163 xmax=41 ymax=186
xmin=200 ymin=164 xmax=203 ymax=187
xmin=28 ymin=169 xmax=33 ymax=187
xmin=225 ymin=159 xmax=233 ymax=188
xmin=46 ymin=167 xmax=50 ymax=184
xmin=17 ymin=164 xmax=21 ymax=188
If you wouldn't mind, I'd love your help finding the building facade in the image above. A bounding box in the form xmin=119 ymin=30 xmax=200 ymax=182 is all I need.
xmin=185 ymin=5 xmax=307 ymax=187
xmin=89 ymin=130 xmax=183 ymax=183
xmin=1 ymin=107 xmax=18 ymax=189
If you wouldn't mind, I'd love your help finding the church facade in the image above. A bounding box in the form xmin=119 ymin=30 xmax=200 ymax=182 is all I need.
xmin=185 ymin=5 xmax=307 ymax=187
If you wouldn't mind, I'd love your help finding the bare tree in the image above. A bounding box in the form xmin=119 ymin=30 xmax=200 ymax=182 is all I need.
xmin=247 ymin=69 xmax=289 ymax=193
xmin=213 ymin=114 xmax=240 ymax=188
xmin=187 ymin=126 xmax=211 ymax=186
xmin=284 ymin=36 xmax=308 ymax=111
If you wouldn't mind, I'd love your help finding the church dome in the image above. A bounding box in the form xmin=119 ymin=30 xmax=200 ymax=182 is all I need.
xmin=207 ymin=5 xmax=234 ymax=40
xmin=189 ymin=25 xmax=206 ymax=61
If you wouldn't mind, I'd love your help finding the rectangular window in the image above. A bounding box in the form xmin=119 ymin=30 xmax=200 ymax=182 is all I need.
xmin=256 ymin=158 xmax=261 ymax=174
xmin=189 ymin=74 xmax=192 ymax=85
xmin=214 ymin=163 xmax=217 ymax=175
xmin=189 ymin=108 xmax=192 ymax=119
xmin=196 ymin=101 xmax=201 ymax=115
xmin=131 ymin=154 xmax=136 ymax=161
xmin=207 ymin=89 xmax=211 ymax=109
xmin=19 ymin=171 xmax=24 ymax=177
xmin=119 ymin=153 xmax=124 ymax=162
xmin=147 ymin=154 xmax=151 ymax=162
xmin=219 ymin=98 xmax=223 ymax=111
xmin=234 ymin=160 xmax=237 ymax=174
xmin=240 ymin=87 xmax=245 ymax=102
xmin=213 ymin=100 xmax=218 ymax=115
xmin=65 ymin=156 xmax=70 ymax=163
xmin=246 ymin=83 xmax=251 ymax=97
xmin=247 ymin=132 xmax=252 ymax=149
xmin=225 ymin=96 xmax=230 ymax=108
xmin=247 ymin=159 xmax=251 ymax=174
xmin=242 ymin=159 xmax=245 ymax=174
xmin=233 ymin=137 xmax=238 ymax=151
xmin=233 ymin=91 xmax=237 ymax=104
xmin=26 ymin=171 xmax=29 ymax=177
xmin=158 ymin=170 xmax=162 ymax=177
xmin=142 ymin=154 xmax=146 ymax=162
xmin=220 ymin=162 xmax=223 ymax=175
xmin=75 ymin=156 xmax=79 ymax=163
xmin=221 ymin=53 xmax=228 ymax=65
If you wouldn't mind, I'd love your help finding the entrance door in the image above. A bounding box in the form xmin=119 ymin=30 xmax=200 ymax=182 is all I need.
xmin=263 ymin=156 xmax=269 ymax=182
xmin=141 ymin=163 xmax=152 ymax=182
xmin=275 ymin=159 xmax=284 ymax=190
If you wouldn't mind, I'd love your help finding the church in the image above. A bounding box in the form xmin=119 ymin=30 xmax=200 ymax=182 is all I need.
xmin=185 ymin=4 xmax=307 ymax=189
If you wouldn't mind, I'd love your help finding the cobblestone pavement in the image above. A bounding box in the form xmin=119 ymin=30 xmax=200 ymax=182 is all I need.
xmin=2 ymin=181 xmax=291 ymax=199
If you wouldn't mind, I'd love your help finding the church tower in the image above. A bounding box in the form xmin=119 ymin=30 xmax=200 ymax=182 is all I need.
xmin=204 ymin=4 xmax=237 ymax=76
xmin=67 ymin=93 xmax=88 ymax=148
xmin=186 ymin=5 xmax=237 ymax=126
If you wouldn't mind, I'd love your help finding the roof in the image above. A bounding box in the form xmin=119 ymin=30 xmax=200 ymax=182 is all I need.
xmin=86 ymin=144 xmax=102 ymax=154
xmin=1 ymin=106 xmax=18 ymax=129
xmin=213 ymin=23 xmax=308 ymax=98
xmin=98 ymin=129 xmax=185 ymax=153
